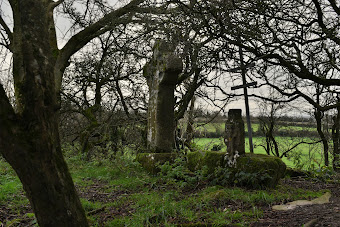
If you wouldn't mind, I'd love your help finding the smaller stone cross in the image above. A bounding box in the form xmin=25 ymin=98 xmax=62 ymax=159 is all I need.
xmin=225 ymin=109 xmax=245 ymax=161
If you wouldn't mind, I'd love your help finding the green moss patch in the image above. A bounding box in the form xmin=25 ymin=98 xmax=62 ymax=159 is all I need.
xmin=136 ymin=153 xmax=178 ymax=174
xmin=236 ymin=153 xmax=286 ymax=188
xmin=187 ymin=151 xmax=226 ymax=174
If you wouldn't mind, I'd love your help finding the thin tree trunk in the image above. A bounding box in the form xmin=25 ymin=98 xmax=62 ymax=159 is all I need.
xmin=332 ymin=103 xmax=340 ymax=172
xmin=271 ymin=136 xmax=280 ymax=157
xmin=185 ymin=96 xmax=196 ymax=144
xmin=265 ymin=136 xmax=270 ymax=155
xmin=315 ymin=110 xmax=329 ymax=166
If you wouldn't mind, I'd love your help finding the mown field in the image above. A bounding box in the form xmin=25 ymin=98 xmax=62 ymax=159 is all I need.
xmin=191 ymin=120 xmax=325 ymax=170
xmin=193 ymin=137 xmax=324 ymax=170
xmin=194 ymin=122 xmax=317 ymax=135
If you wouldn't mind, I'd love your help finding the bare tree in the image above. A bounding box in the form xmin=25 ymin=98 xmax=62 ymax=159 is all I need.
xmin=60 ymin=26 xmax=148 ymax=157
xmin=179 ymin=0 xmax=339 ymax=167
xmin=257 ymin=99 xmax=283 ymax=157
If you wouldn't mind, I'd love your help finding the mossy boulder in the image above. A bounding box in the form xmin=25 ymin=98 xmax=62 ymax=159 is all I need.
xmin=136 ymin=152 xmax=177 ymax=175
xmin=187 ymin=151 xmax=226 ymax=174
xmin=187 ymin=151 xmax=286 ymax=188
xmin=236 ymin=153 xmax=286 ymax=188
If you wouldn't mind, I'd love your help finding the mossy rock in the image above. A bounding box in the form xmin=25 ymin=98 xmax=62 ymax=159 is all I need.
xmin=236 ymin=153 xmax=286 ymax=188
xmin=187 ymin=151 xmax=286 ymax=188
xmin=187 ymin=151 xmax=226 ymax=174
xmin=136 ymin=152 xmax=177 ymax=175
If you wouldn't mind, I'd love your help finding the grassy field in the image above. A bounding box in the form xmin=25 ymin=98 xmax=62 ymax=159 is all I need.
xmin=0 ymin=149 xmax=327 ymax=226
xmin=194 ymin=122 xmax=317 ymax=134
xmin=193 ymin=137 xmax=324 ymax=170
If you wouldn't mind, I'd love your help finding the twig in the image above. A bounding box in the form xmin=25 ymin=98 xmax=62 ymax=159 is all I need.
xmin=87 ymin=206 xmax=106 ymax=216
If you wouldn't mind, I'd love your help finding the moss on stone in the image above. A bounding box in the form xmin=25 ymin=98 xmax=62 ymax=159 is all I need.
xmin=235 ymin=153 xmax=286 ymax=188
xmin=201 ymin=151 xmax=226 ymax=174
xmin=136 ymin=152 xmax=178 ymax=175
xmin=187 ymin=151 xmax=286 ymax=188
xmin=187 ymin=151 xmax=226 ymax=174
xmin=187 ymin=151 xmax=204 ymax=171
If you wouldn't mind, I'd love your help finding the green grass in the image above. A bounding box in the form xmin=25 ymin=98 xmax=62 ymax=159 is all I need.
xmin=65 ymin=151 xmax=155 ymax=191
xmin=195 ymin=122 xmax=225 ymax=133
xmin=0 ymin=145 xmax=330 ymax=226
xmin=0 ymin=159 xmax=27 ymax=204
xmin=0 ymin=158 xmax=31 ymax=226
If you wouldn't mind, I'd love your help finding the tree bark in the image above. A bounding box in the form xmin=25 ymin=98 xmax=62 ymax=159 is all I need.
xmin=0 ymin=0 xmax=145 ymax=225
xmin=0 ymin=1 xmax=90 ymax=226
xmin=2 ymin=0 xmax=144 ymax=225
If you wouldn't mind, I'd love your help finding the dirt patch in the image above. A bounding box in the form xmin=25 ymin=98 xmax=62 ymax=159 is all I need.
xmin=251 ymin=178 xmax=340 ymax=227
xmin=77 ymin=182 xmax=131 ymax=204
xmin=0 ymin=204 xmax=33 ymax=227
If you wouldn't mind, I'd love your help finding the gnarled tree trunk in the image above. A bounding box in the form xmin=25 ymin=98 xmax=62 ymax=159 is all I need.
xmin=0 ymin=0 xmax=144 ymax=225
xmin=0 ymin=1 xmax=88 ymax=226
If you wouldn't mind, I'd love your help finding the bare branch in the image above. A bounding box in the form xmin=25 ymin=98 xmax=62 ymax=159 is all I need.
xmin=59 ymin=0 xmax=143 ymax=61
xmin=175 ymin=69 xmax=204 ymax=120
xmin=250 ymin=94 xmax=300 ymax=104
xmin=328 ymin=0 xmax=340 ymax=15
xmin=115 ymin=80 xmax=130 ymax=118
xmin=312 ymin=0 xmax=340 ymax=45
xmin=280 ymin=140 xmax=322 ymax=158
xmin=248 ymin=50 xmax=340 ymax=86
xmin=0 ymin=15 xmax=12 ymax=50
xmin=55 ymin=0 xmax=145 ymax=90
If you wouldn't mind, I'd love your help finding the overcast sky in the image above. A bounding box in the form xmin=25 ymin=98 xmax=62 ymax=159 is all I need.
xmin=0 ymin=0 xmax=311 ymax=118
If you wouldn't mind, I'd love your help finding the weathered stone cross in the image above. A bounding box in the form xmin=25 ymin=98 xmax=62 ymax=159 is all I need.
xmin=230 ymin=46 xmax=256 ymax=153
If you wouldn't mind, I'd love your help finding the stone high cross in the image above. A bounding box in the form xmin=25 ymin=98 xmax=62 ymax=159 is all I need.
xmin=143 ymin=40 xmax=183 ymax=153
xmin=230 ymin=46 xmax=256 ymax=153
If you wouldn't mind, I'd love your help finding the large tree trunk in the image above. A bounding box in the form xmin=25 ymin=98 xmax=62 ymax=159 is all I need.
xmin=0 ymin=1 xmax=89 ymax=226
xmin=0 ymin=108 xmax=88 ymax=226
